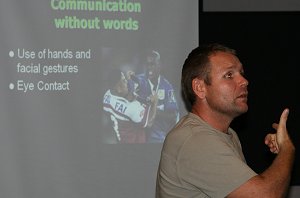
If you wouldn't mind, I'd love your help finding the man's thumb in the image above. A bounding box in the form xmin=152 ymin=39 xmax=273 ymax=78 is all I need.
xmin=278 ymin=108 xmax=289 ymax=131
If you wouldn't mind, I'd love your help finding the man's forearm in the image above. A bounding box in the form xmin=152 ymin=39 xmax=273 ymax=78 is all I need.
xmin=260 ymin=146 xmax=295 ymax=197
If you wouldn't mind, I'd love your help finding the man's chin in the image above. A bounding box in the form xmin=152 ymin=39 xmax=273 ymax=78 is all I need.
xmin=148 ymin=72 xmax=154 ymax=78
xmin=234 ymin=104 xmax=248 ymax=116
xmin=239 ymin=105 xmax=248 ymax=114
xmin=236 ymin=99 xmax=248 ymax=111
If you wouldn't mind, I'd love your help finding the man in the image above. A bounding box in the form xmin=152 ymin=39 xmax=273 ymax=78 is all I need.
xmin=156 ymin=43 xmax=295 ymax=197
xmin=134 ymin=50 xmax=180 ymax=143
xmin=103 ymin=68 xmax=157 ymax=143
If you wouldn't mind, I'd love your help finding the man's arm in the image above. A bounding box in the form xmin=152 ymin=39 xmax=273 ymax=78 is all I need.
xmin=227 ymin=108 xmax=295 ymax=198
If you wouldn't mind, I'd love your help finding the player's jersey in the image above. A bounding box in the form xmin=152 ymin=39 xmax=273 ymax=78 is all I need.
xmin=135 ymin=74 xmax=180 ymax=142
xmin=103 ymin=90 xmax=151 ymax=143
xmin=136 ymin=74 xmax=178 ymax=112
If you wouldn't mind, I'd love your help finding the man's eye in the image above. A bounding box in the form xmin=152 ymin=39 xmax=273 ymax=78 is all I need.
xmin=225 ymin=72 xmax=233 ymax=78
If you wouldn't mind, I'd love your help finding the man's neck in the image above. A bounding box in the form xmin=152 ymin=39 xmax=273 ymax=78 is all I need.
xmin=191 ymin=105 xmax=232 ymax=133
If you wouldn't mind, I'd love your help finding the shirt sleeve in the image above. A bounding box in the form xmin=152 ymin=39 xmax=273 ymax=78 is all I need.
xmin=127 ymin=101 xmax=150 ymax=127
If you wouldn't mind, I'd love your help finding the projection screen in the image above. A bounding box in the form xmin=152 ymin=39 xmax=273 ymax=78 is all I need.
xmin=0 ymin=0 xmax=198 ymax=197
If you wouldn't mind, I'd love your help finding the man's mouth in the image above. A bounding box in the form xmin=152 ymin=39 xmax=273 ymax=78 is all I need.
xmin=239 ymin=93 xmax=248 ymax=98
xmin=237 ymin=92 xmax=248 ymax=101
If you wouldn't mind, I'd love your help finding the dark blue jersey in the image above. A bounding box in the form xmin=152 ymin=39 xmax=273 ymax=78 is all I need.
xmin=135 ymin=74 xmax=180 ymax=143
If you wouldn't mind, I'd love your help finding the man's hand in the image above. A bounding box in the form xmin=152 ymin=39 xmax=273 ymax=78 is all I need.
xmin=265 ymin=108 xmax=294 ymax=154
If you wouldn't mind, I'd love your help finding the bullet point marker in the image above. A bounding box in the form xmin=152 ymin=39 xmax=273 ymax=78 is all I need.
xmin=9 ymin=51 xmax=14 ymax=57
xmin=9 ymin=83 xmax=14 ymax=90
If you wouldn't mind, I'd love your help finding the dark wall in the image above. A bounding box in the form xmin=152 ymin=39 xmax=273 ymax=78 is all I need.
xmin=199 ymin=11 xmax=300 ymax=185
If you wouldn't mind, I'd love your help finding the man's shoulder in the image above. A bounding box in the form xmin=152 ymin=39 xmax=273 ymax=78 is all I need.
xmin=166 ymin=113 xmax=226 ymax=143
xmin=166 ymin=114 xmax=207 ymax=139
xmin=136 ymin=73 xmax=146 ymax=79
xmin=159 ymin=76 xmax=174 ymax=87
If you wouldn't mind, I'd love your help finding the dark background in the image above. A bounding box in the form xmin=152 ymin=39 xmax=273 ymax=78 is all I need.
xmin=199 ymin=6 xmax=300 ymax=185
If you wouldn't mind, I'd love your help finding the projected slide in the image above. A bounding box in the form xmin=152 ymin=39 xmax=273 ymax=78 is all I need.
xmin=1 ymin=0 xmax=197 ymax=143
xmin=0 ymin=1 xmax=198 ymax=197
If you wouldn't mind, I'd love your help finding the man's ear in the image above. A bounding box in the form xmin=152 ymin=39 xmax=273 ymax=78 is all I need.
xmin=192 ymin=78 xmax=206 ymax=99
